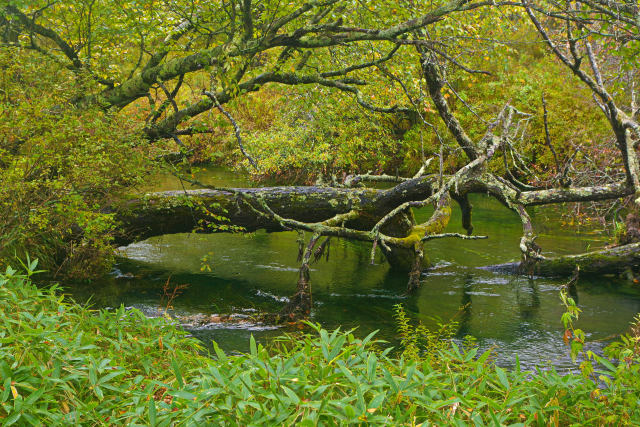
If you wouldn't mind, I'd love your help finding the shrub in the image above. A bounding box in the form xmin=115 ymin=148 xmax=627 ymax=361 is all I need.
xmin=0 ymin=48 xmax=150 ymax=278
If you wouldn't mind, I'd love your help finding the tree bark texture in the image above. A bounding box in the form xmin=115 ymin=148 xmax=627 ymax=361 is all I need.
xmin=112 ymin=178 xmax=434 ymax=247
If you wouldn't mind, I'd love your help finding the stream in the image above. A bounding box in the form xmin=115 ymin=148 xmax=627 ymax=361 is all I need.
xmin=66 ymin=167 xmax=640 ymax=369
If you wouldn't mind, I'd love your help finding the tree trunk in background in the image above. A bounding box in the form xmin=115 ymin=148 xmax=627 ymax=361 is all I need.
xmin=483 ymin=243 xmax=640 ymax=277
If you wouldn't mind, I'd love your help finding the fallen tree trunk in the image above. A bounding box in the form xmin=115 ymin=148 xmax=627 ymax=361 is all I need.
xmin=112 ymin=186 xmax=379 ymax=246
xmin=113 ymin=178 xmax=640 ymax=278
xmin=112 ymin=178 xmax=436 ymax=248
xmin=112 ymin=174 xmax=637 ymax=248
xmin=110 ymin=169 xmax=640 ymax=324
xmin=481 ymin=242 xmax=640 ymax=277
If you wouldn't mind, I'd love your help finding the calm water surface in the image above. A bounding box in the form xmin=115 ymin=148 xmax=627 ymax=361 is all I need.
xmin=66 ymin=167 xmax=640 ymax=369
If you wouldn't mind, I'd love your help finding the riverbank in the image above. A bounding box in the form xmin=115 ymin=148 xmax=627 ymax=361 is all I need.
xmin=2 ymin=266 xmax=638 ymax=425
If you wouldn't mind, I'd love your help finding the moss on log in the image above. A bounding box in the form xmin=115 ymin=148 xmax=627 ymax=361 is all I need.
xmin=113 ymin=187 xmax=375 ymax=245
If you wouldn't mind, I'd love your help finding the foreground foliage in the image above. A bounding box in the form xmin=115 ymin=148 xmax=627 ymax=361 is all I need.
xmin=1 ymin=266 xmax=639 ymax=425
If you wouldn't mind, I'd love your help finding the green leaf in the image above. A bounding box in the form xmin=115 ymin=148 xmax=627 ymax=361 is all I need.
xmin=595 ymin=355 xmax=616 ymax=373
xmin=97 ymin=370 xmax=124 ymax=386
xmin=171 ymin=358 xmax=184 ymax=388
xmin=495 ymin=367 xmax=509 ymax=390
xmin=172 ymin=390 xmax=198 ymax=400
xmin=281 ymin=385 xmax=300 ymax=405
xmin=148 ymin=399 xmax=157 ymax=426
xmin=250 ymin=334 xmax=257 ymax=357
xmin=3 ymin=411 xmax=21 ymax=426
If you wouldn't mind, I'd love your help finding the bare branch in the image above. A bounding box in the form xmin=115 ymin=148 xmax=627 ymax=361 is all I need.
xmin=204 ymin=90 xmax=258 ymax=171
xmin=420 ymin=52 xmax=478 ymax=160
xmin=421 ymin=233 xmax=487 ymax=242
xmin=541 ymin=93 xmax=561 ymax=174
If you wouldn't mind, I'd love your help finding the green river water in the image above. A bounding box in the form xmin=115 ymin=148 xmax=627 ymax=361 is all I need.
xmin=67 ymin=167 xmax=640 ymax=369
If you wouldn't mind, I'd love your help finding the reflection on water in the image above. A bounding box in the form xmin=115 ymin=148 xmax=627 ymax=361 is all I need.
xmin=64 ymin=168 xmax=640 ymax=369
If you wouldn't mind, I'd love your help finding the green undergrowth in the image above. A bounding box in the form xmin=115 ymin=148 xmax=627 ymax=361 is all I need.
xmin=1 ymin=265 xmax=639 ymax=425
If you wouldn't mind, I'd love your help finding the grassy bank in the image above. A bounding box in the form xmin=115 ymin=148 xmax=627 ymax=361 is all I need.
xmin=1 ymin=265 xmax=639 ymax=425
